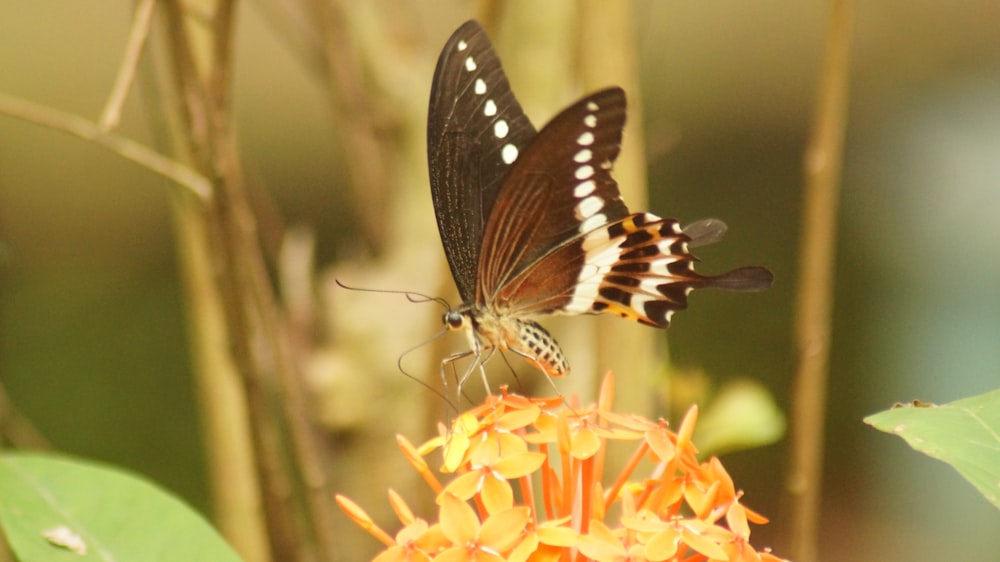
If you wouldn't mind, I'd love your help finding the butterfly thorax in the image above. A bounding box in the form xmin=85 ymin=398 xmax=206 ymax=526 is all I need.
xmin=444 ymin=307 xmax=569 ymax=378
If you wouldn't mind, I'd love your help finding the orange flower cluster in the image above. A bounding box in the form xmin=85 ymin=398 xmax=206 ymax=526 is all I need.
xmin=337 ymin=373 xmax=787 ymax=562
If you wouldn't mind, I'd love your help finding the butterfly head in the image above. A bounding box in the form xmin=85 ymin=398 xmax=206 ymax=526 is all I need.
xmin=443 ymin=309 xmax=467 ymax=331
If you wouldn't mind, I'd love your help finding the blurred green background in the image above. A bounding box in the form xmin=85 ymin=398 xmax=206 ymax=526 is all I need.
xmin=2 ymin=2 xmax=1000 ymax=561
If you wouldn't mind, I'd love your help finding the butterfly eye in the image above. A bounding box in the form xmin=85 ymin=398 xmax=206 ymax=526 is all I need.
xmin=443 ymin=311 xmax=465 ymax=330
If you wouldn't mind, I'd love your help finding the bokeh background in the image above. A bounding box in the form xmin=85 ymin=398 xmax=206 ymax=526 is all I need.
xmin=2 ymin=1 xmax=1000 ymax=561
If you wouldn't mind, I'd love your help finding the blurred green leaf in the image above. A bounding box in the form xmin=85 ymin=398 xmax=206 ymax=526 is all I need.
xmin=693 ymin=378 xmax=786 ymax=456
xmin=0 ymin=452 xmax=243 ymax=562
xmin=865 ymin=388 xmax=1000 ymax=510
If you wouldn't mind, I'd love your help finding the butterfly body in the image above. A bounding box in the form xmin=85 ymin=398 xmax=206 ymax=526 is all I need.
xmin=446 ymin=307 xmax=569 ymax=377
xmin=429 ymin=21 xmax=773 ymax=381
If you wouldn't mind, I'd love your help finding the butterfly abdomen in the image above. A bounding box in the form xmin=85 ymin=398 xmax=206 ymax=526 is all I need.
xmin=512 ymin=319 xmax=569 ymax=378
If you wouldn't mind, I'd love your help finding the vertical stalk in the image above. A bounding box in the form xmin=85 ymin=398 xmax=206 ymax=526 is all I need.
xmin=786 ymin=0 xmax=854 ymax=560
xmin=159 ymin=1 xmax=337 ymax=560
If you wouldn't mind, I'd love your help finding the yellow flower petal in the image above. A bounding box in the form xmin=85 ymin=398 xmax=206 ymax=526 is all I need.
xmin=643 ymin=527 xmax=680 ymax=561
xmin=481 ymin=475 xmax=514 ymax=514
xmin=395 ymin=519 xmax=429 ymax=544
xmin=416 ymin=523 xmax=450 ymax=552
xmin=536 ymin=526 xmax=578 ymax=547
xmin=727 ymin=502 xmax=751 ymax=539
xmin=470 ymin=433 xmax=528 ymax=464
xmin=681 ymin=525 xmax=728 ymax=560
xmin=599 ymin=410 xmax=658 ymax=432
xmin=443 ymin=471 xmax=483 ymax=501
xmin=507 ymin=531 xmax=538 ymax=562
xmin=571 ymin=428 xmax=602 ymax=459
xmin=585 ymin=519 xmax=621 ymax=546
xmin=577 ymin=521 xmax=627 ymax=561
xmin=494 ymin=452 xmax=546 ymax=479
xmin=621 ymin=513 xmax=668 ymax=534
xmin=438 ymin=493 xmax=480 ymax=545
xmin=498 ymin=405 xmax=541 ymax=430
xmin=479 ymin=506 xmax=531 ymax=552
xmin=676 ymin=405 xmax=699 ymax=452
xmin=645 ymin=427 xmax=676 ymax=462
xmin=429 ymin=546 xmax=471 ymax=562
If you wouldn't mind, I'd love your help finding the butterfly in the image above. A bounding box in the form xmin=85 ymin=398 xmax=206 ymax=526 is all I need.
xmin=427 ymin=20 xmax=773 ymax=382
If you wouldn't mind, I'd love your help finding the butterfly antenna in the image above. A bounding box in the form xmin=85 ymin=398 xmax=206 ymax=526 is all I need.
xmin=334 ymin=279 xmax=453 ymax=310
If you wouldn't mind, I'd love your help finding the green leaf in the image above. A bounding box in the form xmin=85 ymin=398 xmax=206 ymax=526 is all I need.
xmin=865 ymin=388 xmax=1000 ymax=510
xmin=693 ymin=378 xmax=786 ymax=456
xmin=0 ymin=452 xmax=243 ymax=562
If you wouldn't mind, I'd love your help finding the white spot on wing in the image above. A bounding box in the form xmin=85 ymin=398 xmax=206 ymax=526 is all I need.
xmin=501 ymin=144 xmax=519 ymax=164
xmin=574 ymin=148 xmax=592 ymax=163
xmin=575 ymin=195 xmax=604 ymax=219
xmin=464 ymin=56 xmax=477 ymax=72
xmin=579 ymin=213 xmax=607 ymax=233
xmin=574 ymin=180 xmax=596 ymax=198
xmin=474 ymin=78 xmax=487 ymax=95
xmin=575 ymin=165 xmax=594 ymax=180
xmin=457 ymin=40 xmax=468 ymax=51
xmin=586 ymin=101 xmax=599 ymax=111
xmin=494 ymin=120 xmax=510 ymax=138
xmin=484 ymin=100 xmax=497 ymax=116
xmin=577 ymin=131 xmax=595 ymax=146
xmin=584 ymin=114 xmax=598 ymax=128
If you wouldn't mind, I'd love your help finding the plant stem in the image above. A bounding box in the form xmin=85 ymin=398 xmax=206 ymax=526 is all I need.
xmin=0 ymin=93 xmax=211 ymax=202
xmin=787 ymin=0 xmax=855 ymax=559
xmin=99 ymin=0 xmax=156 ymax=131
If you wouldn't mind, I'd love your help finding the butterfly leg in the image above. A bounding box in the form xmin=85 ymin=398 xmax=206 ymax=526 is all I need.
xmin=441 ymin=346 xmax=504 ymax=407
xmin=508 ymin=347 xmax=565 ymax=399
xmin=473 ymin=347 xmax=498 ymax=400
xmin=441 ymin=349 xmax=476 ymax=405
xmin=455 ymin=348 xmax=497 ymax=397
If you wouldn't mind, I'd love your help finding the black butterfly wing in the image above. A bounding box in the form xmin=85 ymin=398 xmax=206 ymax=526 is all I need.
xmin=428 ymin=20 xmax=537 ymax=303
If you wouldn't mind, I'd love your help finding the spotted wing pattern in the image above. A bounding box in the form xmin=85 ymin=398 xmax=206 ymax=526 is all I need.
xmin=428 ymin=21 xmax=773 ymax=378
xmin=428 ymin=20 xmax=537 ymax=303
